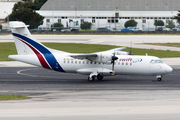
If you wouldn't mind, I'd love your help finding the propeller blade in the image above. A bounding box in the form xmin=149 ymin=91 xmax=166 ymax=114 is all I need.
xmin=111 ymin=52 xmax=118 ymax=70
xmin=128 ymin=41 xmax=134 ymax=55
xmin=112 ymin=62 xmax=115 ymax=71
xmin=128 ymin=48 xmax=134 ymax=55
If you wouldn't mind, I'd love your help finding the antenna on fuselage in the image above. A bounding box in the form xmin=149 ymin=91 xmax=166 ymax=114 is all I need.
xmin=128 ymin=41 xmax=134 ymax=55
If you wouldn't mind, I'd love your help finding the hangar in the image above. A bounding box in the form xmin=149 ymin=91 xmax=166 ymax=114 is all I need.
xmin=37 ymin=0 xmax=180 ymax=30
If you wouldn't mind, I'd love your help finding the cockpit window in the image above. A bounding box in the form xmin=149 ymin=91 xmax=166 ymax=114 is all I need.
xmin=150 ymin=59 xmax=163 ymax=64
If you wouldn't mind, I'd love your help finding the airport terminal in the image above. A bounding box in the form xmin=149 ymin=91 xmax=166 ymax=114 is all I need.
xmin=1 ymin=0 xmax=180 ymax=30
xmin=37 ymin=0 xmax=180 ymax=30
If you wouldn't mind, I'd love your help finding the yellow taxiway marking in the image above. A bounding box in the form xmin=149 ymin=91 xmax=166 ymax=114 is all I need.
xmin=17 ymin=68 xmax=62 ymax=79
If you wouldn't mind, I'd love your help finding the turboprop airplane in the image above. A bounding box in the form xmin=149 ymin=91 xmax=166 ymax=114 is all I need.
xmin=9 ymin=21 xmax=173 ymax=81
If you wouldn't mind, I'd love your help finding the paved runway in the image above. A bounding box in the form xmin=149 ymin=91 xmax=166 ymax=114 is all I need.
xmin=0 ymin=67 xmax=180 ymax=120
xmin=0 ymin=67 xmax=180 ymax=95
xmin=1 ymin=35 xmax=180 ymax=119
xmin=1 ymin=35 xmax=180 ymax=51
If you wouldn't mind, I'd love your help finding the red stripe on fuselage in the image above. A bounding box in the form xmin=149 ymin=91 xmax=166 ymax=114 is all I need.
xmin=19 ymin=39 xmax=51 ymax=69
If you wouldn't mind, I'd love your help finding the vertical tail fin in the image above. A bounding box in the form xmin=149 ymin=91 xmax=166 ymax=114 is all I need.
xmin=10 ymin=21 xmax=44 ymax=55
xmin=9 ymin=21 xmax=65 ymax=72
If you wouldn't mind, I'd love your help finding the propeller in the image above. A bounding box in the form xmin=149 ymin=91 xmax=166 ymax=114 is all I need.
xmin=111 ymin=52 xmax=118 ymax=71
xmin=128 ymin=48 xmax=134 ymax=55
xmin=128 ymin=41 xmax=134 ymax=55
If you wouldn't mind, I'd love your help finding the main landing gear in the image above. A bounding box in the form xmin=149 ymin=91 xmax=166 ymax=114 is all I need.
xmin=97 ymin=74 xmax=103 ymax=80
xmin=88 ymin=73 xmax=104 ymax=82
xmin=88 ymin=76 xmax=95 ymax=82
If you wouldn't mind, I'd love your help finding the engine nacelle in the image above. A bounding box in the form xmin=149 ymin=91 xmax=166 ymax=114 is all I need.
xmin=92 ymin=53 xmax=113 ymax=64
xmin=115 ymin=51 xmax=129 ymax=55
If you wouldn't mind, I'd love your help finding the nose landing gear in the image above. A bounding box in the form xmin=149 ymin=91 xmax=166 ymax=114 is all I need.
xmin=156 ymin=75 xmax=162 ymax=81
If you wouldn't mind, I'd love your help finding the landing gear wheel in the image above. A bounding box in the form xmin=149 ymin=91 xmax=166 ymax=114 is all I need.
xmin=156 ymin=75 xmax=162 ymax=81
xmin=97 ymin=74 xmax=103 ymax=80
xmin=88 ymin=76 xmax=95 ymax=82
xmin=157 ymin=78 xmax=162 ymax=81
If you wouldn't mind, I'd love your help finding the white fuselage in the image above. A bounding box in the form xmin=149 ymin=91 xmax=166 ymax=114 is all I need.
xmin=9 ymin=53 xmax=173 ymax=76
xmin=56 ymin=54 xmax=172 ymax=76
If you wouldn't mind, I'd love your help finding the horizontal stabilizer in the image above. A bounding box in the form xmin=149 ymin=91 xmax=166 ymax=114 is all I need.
xmin=10 ymin=21 xmax=29 ymax=29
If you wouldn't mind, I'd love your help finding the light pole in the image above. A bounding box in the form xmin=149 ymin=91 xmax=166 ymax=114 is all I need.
xmin=52 ymin=0 xmax=54 ymax=28
xmin=114 ymin=7 xmax=120 ymax=29
xmin=98 ymin=0 xmax=99 ymax=28
xmin=75 ymin=8 xmax=77 ymax=20
xmin=119 ymin=9 xmax=121 ymax=28
xmin=4 ymin=11 xmax=9 ymax=24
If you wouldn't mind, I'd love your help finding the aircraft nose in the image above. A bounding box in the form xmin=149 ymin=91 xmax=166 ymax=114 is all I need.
xmin=165 ymin=65 xmax=173 ymax=73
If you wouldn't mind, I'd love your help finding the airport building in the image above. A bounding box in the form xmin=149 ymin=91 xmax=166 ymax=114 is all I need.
xmin=0 ymin=1 xmax=16 ymax=22
xmin=36 ymin=0 xmax=180 ymax=30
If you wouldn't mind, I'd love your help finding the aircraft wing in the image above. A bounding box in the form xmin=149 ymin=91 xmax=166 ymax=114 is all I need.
xmin=70 ymin=54 xmax=97 ymax=60
xmin=69 ymin=47 xmax=126 ymax=60
xmin=97 ymin=47 xmax=126 ymax=54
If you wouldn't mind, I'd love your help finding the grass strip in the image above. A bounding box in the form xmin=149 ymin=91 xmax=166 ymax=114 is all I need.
xmin=0 ymin=95 xmax=31 ymax=100
xmin=1 ymin=42 xmax=180 ymax=61
xmin=0 ymin=42 xmax=17 ymax=61
xmin=144 ymin=43 xmax=180 ymax=47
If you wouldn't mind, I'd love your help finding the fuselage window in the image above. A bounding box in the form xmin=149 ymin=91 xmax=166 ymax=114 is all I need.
xmin=75 ymin=61 xmax=77 ymax=64
xmin=130 ymin=63 xmax=132 ymax=66
xmin=67 ymin=61 xmax=69 ymax=64
xmin=83 ymin=61 xmax=85 ymax=64
xmin=64 ymin=60 xmax=66 ymax=63
xmin=87 ymin=61 xmax=89 ymax=64
xmin=118 ymin=62 xmax=120 ymax=65
xmin=122 ymin=62 xmax=124 ymax=65
xmin=79 ymin=61 xmax=81 ymax=64
xmin=71 ymin=61 xmax=73 ymax=64
xmin=90 ymin=61 xmax=93 ymax=64
xmin=126 ymin=62 xmax=128 ymax=65
xmin=94 ymin=62 xmax=96 ymax=64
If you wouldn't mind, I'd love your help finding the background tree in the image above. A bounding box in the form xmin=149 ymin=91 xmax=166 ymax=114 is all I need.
xmin=34 ymin=0 xmax=48 ymax=10
xmin=51 ymin=23 xmax=64 ymax=28
xmin=13 ymin=0 xmax=36 ymax=12
xmin=174 ymin=10 xmax=180 ymax=24
xmin=13 ymin=0 xmax=46 ymax=11
xmin=8 ymin=0 xmax=44 ymax=29
xmin=124 ymin=20 xmax=138 ymax=28
xmin=165 ymin=20 xmax=175 ymax=29
xmin=0 ymin=24 xmax=2 ymax=30
xmin=22 ymin=0 xmax=30 ymax=1
xmin=154 ymin=20 xmax=164 ymax=27
xmin=80 ymin=21 xmax=92 ymax=30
